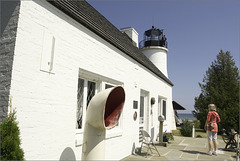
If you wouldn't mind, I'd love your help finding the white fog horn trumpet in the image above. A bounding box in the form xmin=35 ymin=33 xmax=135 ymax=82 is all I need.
xmin=81 ymin=86 xmax=125 ymax=160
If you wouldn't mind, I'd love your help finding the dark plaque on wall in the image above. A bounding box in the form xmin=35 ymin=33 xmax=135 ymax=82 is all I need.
xmin=133 ymin=100 xmax=138 ymax=109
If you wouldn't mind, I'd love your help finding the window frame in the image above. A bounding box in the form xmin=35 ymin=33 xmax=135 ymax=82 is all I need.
xmin=158 ymin=96 xmax=167 ymax=120
xmin=76 ymin=78 xmax=99 ymax=134
xmin=76 ymin=78 xmax=84 ymax=130
xmin=162 ymin=100 xmax=167 ymax=120
xmin=75 ymin=69 xmax=124 ymax=146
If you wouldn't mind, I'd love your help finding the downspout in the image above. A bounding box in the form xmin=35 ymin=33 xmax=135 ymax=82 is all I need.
xmin=81 ymin=86 xmax=125 ymax=160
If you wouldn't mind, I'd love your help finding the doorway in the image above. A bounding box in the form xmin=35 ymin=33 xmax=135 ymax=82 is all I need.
xmin=139 ymin=91 xmax=149 ymax=142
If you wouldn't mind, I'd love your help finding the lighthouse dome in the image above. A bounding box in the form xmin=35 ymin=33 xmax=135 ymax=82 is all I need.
xmin=139 ymin=26 xmax=167 ymax=49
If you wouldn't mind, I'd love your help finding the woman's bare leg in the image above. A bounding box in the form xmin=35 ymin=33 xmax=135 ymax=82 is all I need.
xmin=208 ymin=141 xmax=213 ymax=151
xmin=213 ymin=141 xmax=218 ymax=151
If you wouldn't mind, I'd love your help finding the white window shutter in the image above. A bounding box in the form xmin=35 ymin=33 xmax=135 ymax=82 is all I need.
xmin=40 ymin=32 xmax=55 ymax=73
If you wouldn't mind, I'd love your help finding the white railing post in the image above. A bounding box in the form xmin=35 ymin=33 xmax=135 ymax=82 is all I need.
xmin=192 ymin=125 xmax=195 ymax=138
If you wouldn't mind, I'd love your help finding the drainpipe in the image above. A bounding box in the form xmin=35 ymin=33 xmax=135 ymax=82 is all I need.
xmin=81 ymin=86 xmax=125 ymax=160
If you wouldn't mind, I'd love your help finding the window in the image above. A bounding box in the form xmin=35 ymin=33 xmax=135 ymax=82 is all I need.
xmin=139 ymin=96 xmax=144 ymax=124
xmin=158 ymin=97 xmax=161 ymax=116
xmin=86 ymin=81 xmax=96 ymax=107
xmin=105 ymin=84 xmax=114 ymax=89
xmin=158 ymin=97 xmax=167 ymax=120
xmin=75 ymin=69 xmax=124 ymax=146
xmin=76 ymin=79 xmax=97 ymax=130
xmin=76 ymin=78 xmax=84 ymax=129
xmin=162 ymin=100 xmax=166 ymax=120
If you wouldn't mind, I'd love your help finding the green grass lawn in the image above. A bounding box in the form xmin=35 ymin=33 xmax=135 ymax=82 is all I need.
xmin=172 ymin=127 xmax=221 ymax=138
xmin=195 ymin=128 xmax=208 ymax=138
xmin=172 ymin=127 xmax=182 ymax=136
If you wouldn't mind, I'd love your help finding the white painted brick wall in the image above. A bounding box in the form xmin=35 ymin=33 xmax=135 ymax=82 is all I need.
xmin=10 ymin=0 xmax=175 ymax=160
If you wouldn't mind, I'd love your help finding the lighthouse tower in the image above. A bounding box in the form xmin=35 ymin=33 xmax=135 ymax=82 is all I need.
xmin=139 ymin=26 xmax=169 ymax=78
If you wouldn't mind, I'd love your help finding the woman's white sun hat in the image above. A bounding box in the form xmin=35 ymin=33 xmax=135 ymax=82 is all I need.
xmin=208 ymin=104 xmax=216 ymax=111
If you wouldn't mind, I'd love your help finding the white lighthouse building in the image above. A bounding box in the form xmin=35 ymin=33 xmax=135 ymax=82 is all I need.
xmin=1 ymin=1 xmax=176 ymax=160
xmin=140 ymin=26 xmax=169 ymax=78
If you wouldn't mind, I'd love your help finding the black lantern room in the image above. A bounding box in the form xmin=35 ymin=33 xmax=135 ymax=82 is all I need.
xmin=139 ymin=26 xmax=167 ymax=49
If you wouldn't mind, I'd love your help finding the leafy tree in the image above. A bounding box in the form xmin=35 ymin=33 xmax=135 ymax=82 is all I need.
xmin=193 ymin=50 xmax=239 ymax=133
xmin=1 ymin=105 xmax=24 ymax=160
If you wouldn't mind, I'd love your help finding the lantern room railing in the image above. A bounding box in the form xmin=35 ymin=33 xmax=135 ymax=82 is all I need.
xmin=139 ymin=39 xmax=168 ymax=49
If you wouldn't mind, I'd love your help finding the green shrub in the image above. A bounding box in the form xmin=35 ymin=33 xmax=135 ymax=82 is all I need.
xmin=193 ymin=120 xmax=200 ymax=129
xmin=1 ymin=110 xmax=24 ymax=160
xmin=180 ymin=119 xmax=193 ymax=137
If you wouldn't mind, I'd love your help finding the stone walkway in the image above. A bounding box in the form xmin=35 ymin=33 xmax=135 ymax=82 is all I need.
xmin=121 ymin=136 xmax=237 ymax=160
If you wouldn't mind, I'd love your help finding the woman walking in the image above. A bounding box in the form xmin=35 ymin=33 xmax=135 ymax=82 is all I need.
xmin=205 ymin=104 xmax=221 ymax=155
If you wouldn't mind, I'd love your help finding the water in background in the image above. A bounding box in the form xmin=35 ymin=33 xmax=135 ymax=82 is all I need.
xmin=178 ymin=113 xmax=196 ymax=121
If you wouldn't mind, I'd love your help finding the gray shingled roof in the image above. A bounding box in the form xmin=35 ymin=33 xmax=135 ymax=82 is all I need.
xmin=47 ymin=0 xmax=173 ymax=86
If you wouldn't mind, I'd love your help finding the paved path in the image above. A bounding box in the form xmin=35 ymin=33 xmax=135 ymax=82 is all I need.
xmin=121 ymin=136 xmax=237 ymax=160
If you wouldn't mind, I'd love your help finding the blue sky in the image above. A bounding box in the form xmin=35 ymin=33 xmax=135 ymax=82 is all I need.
xmin=88 ymin=0 xmax=239 ymax=113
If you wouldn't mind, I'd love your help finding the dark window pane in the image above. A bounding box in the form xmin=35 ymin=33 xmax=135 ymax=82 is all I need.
xmin=105 ymin=84 xmax=114 ymax=89
xmin=76 ymin=78 xmax=84 ymax=129
xmin=140 ymin=96 xmax=144 ymax=117
xmin=163 ymin=100 xmax=166 ymax=120
xmin=86 ymin=81 xmax=96 ymax=108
